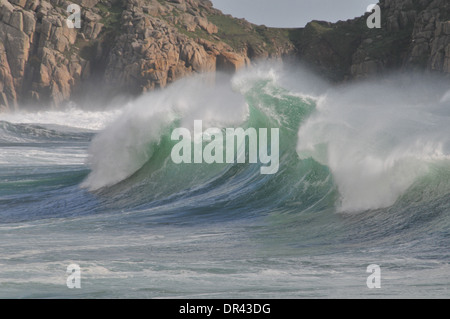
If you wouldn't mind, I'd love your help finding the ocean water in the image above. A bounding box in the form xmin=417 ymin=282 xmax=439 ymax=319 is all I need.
xmin=0 ymin=64 xmax=449 ymax=298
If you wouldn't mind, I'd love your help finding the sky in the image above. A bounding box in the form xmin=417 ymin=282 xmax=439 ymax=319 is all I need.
xmin=210 ymin=0 xmax=376 ymax=28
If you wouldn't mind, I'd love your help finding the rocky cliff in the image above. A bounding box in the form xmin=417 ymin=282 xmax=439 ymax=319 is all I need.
xmin=0 ymin=0 xmax=449 ymax=111
xmin=0 ymin=0 xmax=295 ymax=110
xmin=290 ymin=0 xmax=450 ymax=81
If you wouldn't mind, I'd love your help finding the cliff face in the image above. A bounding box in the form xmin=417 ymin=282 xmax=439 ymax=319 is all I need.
xmin=352 ymin=0 xmax=450 ymax=79
xmin=0 ymin=0 xmax=295 ymax=110
xmin=291 ymin=0 xmax=450 ymax=81
xmin=0 ymin=0 xmax=449 ymax=111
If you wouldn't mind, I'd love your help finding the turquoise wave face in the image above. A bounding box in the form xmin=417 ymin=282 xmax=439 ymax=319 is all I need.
xmin=1 ymin=65 xmax=449 ymax=299
xmin=85 ymin=75 xmax=339 ymax=220
xmin=0 ymin=66 xmax=449 ymax=229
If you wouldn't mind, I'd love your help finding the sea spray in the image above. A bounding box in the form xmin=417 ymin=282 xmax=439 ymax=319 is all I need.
xmin=81 ymin=73 xmax=248 ymax=190
xmin=79 ymin=62 xmax=450 ymax=216
xmin=0 ymin=63 xmax=449 ymax=299
xmin=297 ymin=74 xmax=450 ymax=212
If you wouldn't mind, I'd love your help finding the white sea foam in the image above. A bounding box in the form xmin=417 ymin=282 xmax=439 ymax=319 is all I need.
xmin=81 ymin=73 xmax=248 ymax=190
xmin=297 ymin=75 xmax=450 ymax=212
xmin=0 ymin=106 xmax=123 ymax=131
xmin=0 ymin=147 xmax=87 ymax=167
